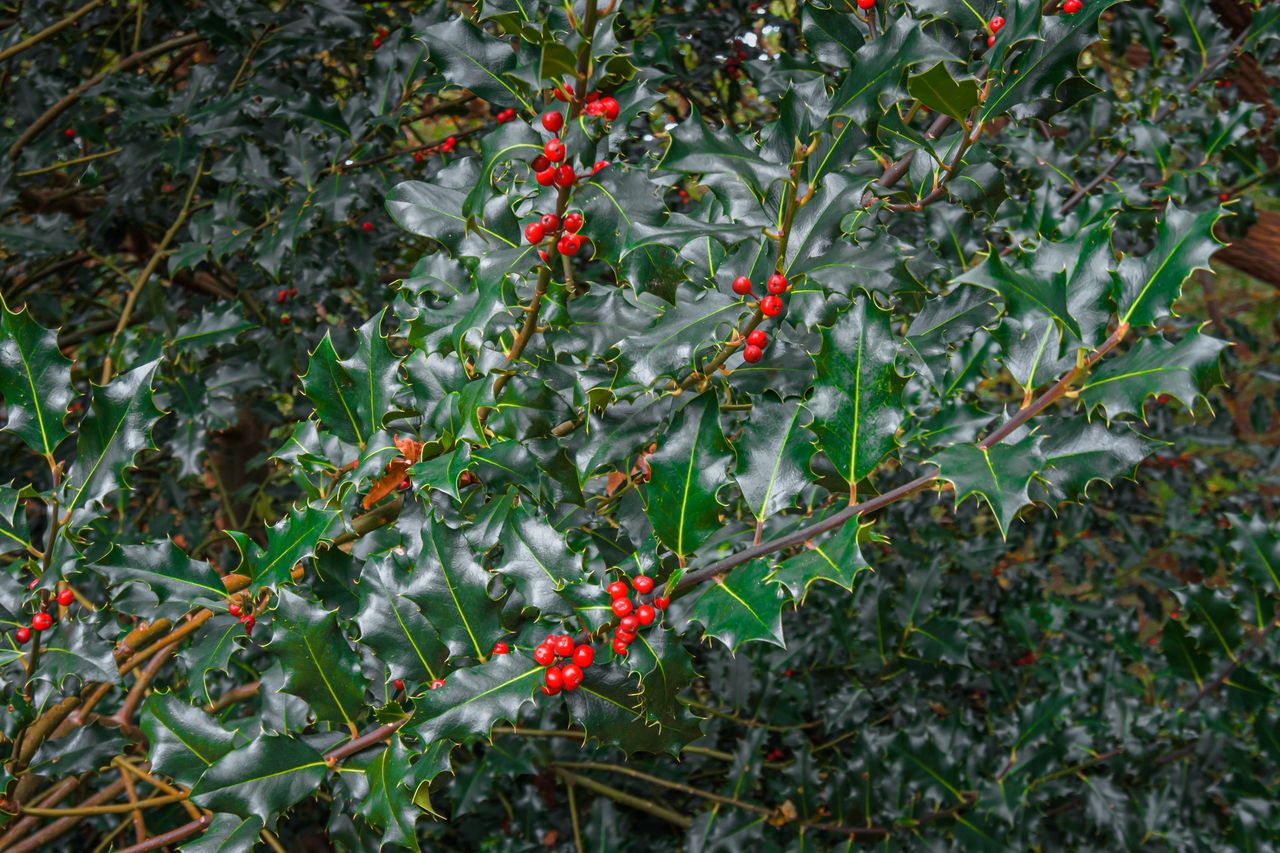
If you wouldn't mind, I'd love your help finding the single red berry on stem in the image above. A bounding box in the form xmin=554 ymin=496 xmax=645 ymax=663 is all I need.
xmin=554 ymin=82 xmax=574 ymax=102
xmin=732 ymin=275 xmax=752 ymax=295
xmin=57 ymin=589 xmax=75 ymax=607
xmin=524 ymin=222 xmax=544 ymax=244
xmin=1218 ymin=192 xmax=1230 ymax=202
xmin=413 ymin=150 xmax=425 ymax=163
xmin=636 ymin=604 xmax=656 ymax=626
xmin=492 ymin=641 xmax=509 ymax=655
xmin=612 ymin=638 xmax=629 ymax=655
xmin=540 ymin=213 xmax=560 ymax=232
xmin=616 ymin=628 xmax=636 ymax=644
xmin=990 ymin=15 xmax=1005 ymax=31
xmin=541 ymin=683 xmax=560 ymax=696
xmin=1063 ymin=0 xmax=1081 ymax=12
xmin=653 ymin=596 xmax=669 ymax=610
xmin=64 ymin=127 xmax=76 ymax=138
xmin=361 ymin=221 xmax=373 ymax=232
xmin=535 ymin=167 xmax=557 ymax=186
xmin=532 ymin=154 xmax=551 ymax=172
xmin=534 ymin=644 xmax=555 ymax=666
xmin=16 ymin=627 xmax=32 ymax=643
xmin=545 ymin=666 xmax=564 ymax=690
xmin=767 ymin=273 xmax=788 ymax=295
xmin=561 ymin=664 xmax=584 ymax=691
xmin=430 ymin=678 xmax=446 ymax=689
xmin=857 ymin=0 xmax=874 ymax=8
xmin=541 ymin=111 xmax=564 ymax=133
xmin=743 ymin=344 xmax=763 ymax=363
xmin=393 ymin=678 xmax=405 ymax=691
xmin=544 ymin=139 xmax=565 ymax=162
xmin=600 ymin=97 xmax=620 ymax=121
xmin=557 ymin=234 xmax=582 ymax=256
xmin=611 ymin=597 xmax=633 ymax=618
xmin=633 ymin=575 xmax=654 ymax=594
xmin=747 ymin=329 xmax=767 ymax=348
xmin=620 ymin=615 xmax=640 ymax=633
xmin=564 ymin=212 xmax=584 ymax=233
xmin=573 ymin=645 xmax=595 ymax=668
xmin=228 ymin=601 xmax=242 ymax=616
xmin=987 ymin=35 xmax=996 ymax=47
xmin=554 ymin=635 xmax=575 ymax=657
xmin=607 ymin=580 xmax=628 ymax=599
xmin=555 ymin=164 xmax=576 ymax=187
xmin=32 ymin=612 xmax=52 ymax=631
xmin=162 ymin=183 xmax=174 ymax=192
xmin=592 ymin=160 xmax=609 ymax=174
xmin=760 ymin=295 xmax=784 ymax=317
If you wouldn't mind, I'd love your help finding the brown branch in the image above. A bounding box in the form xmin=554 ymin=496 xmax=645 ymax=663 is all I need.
xmin=0 ymin=0 xmax=108 ymax=64
xmin=204 ymin=680 xmax=261 ymax=713
xmin=1180 ymin=618 xmax=1277 ymax=711
xmin=8 ymin=32 xmax=204 ymax=161
xmin=5 ymin=777 xmax=127 ymax=853
xmin=552 ymin=768 xmax=691 ymax=828
xmin=111 ymin=814 xmax=210 ymax=853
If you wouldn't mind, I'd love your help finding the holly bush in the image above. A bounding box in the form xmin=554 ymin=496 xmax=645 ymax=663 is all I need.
xmin=2 ymin=0 xmax=1279 ymax=850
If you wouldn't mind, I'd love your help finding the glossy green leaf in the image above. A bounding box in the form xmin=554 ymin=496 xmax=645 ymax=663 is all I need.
xmin=140 ymin=693 xmax=238 ymax=787
xmin=471 ymin=490 xmax=579 ymax=618
xmin=358 ymin=736 xmax=421 ymax=852
xmin=410 ymin=653 xmax=541 ymax=744
xmin=1040 ymin=421 xmax=1160 ymax=501
xmin=930 ymin=436 xmax=1044 ymax=537
xmin=733 ymin=397 xmax=812 ymax=522
xmin=644 ymin=393 xmax=735 ymax=559
xmin=1114 ymin=204 xmax=1223 ymax=328
xmin=407 ymin=523 xmax=504 ymax=660
xmin=268 ymin=589 xmax=370 ymax=727
xmin=356 ymin=556 xmax=448 ymax=686
xmin=1078 ymin=332 xmax=1228 ymax=419
xmin=687 ymin=560 xmax=785 ymax=651
xmin=908 ymin=63 xmax=980 ymax=122
xmin=770 ymin=519 xmax=874 ymax=600
xmin=190 ymin=734 xmax=327 ymax=820
xmin=226 ymin=502 xmax=338 ymax=589
xmin=613 ymin=291 xmax=745 ymax=388
xmin=0 ymin=300 xmax=72 ymax=458
xmin=93 ymin=540 xmax=226 ymax=607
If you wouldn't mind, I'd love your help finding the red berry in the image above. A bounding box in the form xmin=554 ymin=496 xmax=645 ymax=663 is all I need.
xmin=288 ymin=287 xmax=298 ymax=297
xmin=534 ymin=644 xmax=555 ymax=665
xmin=540 ymin=213 xmax=560 ymax=232
xmin=653 ymin=597 xmax=669 ymax=610
xmin=611 ymin=597 xmax=633 ymax=618
xmin=585 ymin=91 xmax=601 ymax=104
xmin=573 ymin=645 xmax=595 ymax=668
xmin=555 ymin=164 xmax=576 ymax=186
xmin=243 ymin=616 xmax=255 ymax=634
xmin=743 ymin=344 xmax=763 ymax=363
xmin=492 ymin=641 xmax=509 ymax=655
xmin=564 ymin=212 xmax=584 ymax=232
xmin=857 ymin=0 xmax=874 ymax=8
xmin=276 ymin=289 xmax=287 ymax=304
xmin=413 ymin=151 xmax=425 ymax=163
xmin=544 ymin=139 xmax=565 ymax=162
xmin=987 ymin=35 xmax=996 ymax=47
xmin=612 ymin=638 xmax=629 ymax=655
xmin=64 ymin=127 xmax=76 ymax=138
xmin=430 ymin=678 xmax=446 ymax=689
xmin=545 ymin=666 xmax=564 ymax=690
xmin=32 ymin=612 xmax=52 ymax=631
xmin=393 ymin=678 xmax=405 ymax=691
xmin=524 ymin=222 xmax=545 ymax=244
xmin=541 ymin=111 xmax=564 ymax=133
xmin=592 ymin=160 xmax=609 ymax=174
xmin=1170 ymin=612 xmax=1180 ymax=620
xmin=280 ymin=315 xmax=290 ymax=326
xmin=535 ymin=167 xmax=557 ymax=186
xmin=760 ymin=295 xmax=784 ymax=317
xmin=636 ymin=604 xmax=656 ymax=626
xmin=538 ymin=249 xmax=549 ymax=263
xmin=531 ymin=154 xmax=551 ymax=172
xmin=361 ymin=221 xmax=373 ymax=232
xmin=554 ymin=82 xmax=574 ymax=102
xmin=541 ymin=683 xmax=561 ymax=696
xmin=632 ymin=575 xmax=654 ymax=594
xmin=377 ymin=27 xmax=389 ymax=38
xmin=600 ymin=97 xmax=620 ymax=121
xmin=616 ymin=628 xmax=636 ymax=644
xmin=496 ymin=109 xmax=514 ymax=124
xmin=732 ymin=275 xmax=752 ymax=295
xmin=372 ymin=37 xmax=382 ymax=48
xmin=620 ymin=615 xmax=640 ymax=633
xmin=1062 ymin=0 xmax=1081 ymax=12
xmin=554 ymin=635 xmax=575 ymax=657
xmin=586 ymin=101 xmax=606 ymax=118
xmin=561 ymin=663 xmax=583 ymax=690
xmin=767 ymin=273 xmax=788 ymax=295
xmin=57 ymin=589 xmax=74 ymax=607
xmin=161 ymin=183 xmax=173 ymax=192
xmin=607 ymin=581 xmax=628 ymax=599
xmin=557 ymin=234 xmax=582 ymax=256
xmin=990 ymin=15 xmax=1005 ymax=31
xmin=15 ymin=627 xmax=31 ymax=643
xmin=1218 ymin=192 xmax=1230 ymax=202
xmin=746 ymin=329 xmax=767 ymax=347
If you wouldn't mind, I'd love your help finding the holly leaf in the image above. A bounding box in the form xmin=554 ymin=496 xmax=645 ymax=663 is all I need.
xmin=358 ymin=736 xmax=421 ymax=852
xmin=658 ymin=106 xmax=789 ymax=194
xmin=190 ymin=734 xmax=327 ymax=820
xmin=61 ymin=360 xmax=164 ymax=523
xmin=356 ymin=556 xmax=448 ymax=687
xmin=931 ymin=436 xmax=1044 ymax=537
xmin=0 ymin=300 xmax=72 ymax=458
xmin=733 ymin=397 xmax=812 ymax=523
xmin=470 ymin=490 xmax=579 ymax=618
xmin=180 ymin=814 xmax=264 ymax=853
xmin=33 ymin=620 xmax=118 ymax=689
xmin=806 ymin=296 xmax=907 ymax=490
xmin=407 ymin=523 xmax=503 ymax=660
xmin=171 ymin=304 xmax=254 ymax=351
xmin=410 ymin=654 xmax=542 ymax=744
xmin=0 ymin=484 xmax=33 ymax=556
xmin=226 ymin=502 xmax=339 ymax=589
xmin=1226 ymin=514 xmax=1280 ymax=593
xmin=422 ymin=16 xmax=533 ymax=111
xmin=93 ymin=540 xmax=226 ymax=608
xmin=644 ymin=393 xmax=735 ymax=559
xmin=687 ymin=560 xmax=786 ymax=652
xmin=908 ymin=63 xmax=980 ymax=122
xmin=1077 ymin=332 xmax=1228 ymax=419
xmin=1114 ymin=204 xmax=1223 ymax=328
xmin=268 ymin=589 xmax=370 ymax=728
xmin=566 ymin=663 xmax=699 ymax=755
xmin=1039 ymin=421 xmax=1160 ymax=501
xmin=612 ymin=290 xmax=745 ymax=388
xmin=340 ymin=309 xmax=405 ymax=446
xmin=771 ymin=519 xmax=874 ymax=600
xmin=831 ymin=16 xmax=954 ymax=128
xmin=140 ymin=693 xmax=238 ymax=787
xmin=957 ymin=251 xmax=1082 ymax=340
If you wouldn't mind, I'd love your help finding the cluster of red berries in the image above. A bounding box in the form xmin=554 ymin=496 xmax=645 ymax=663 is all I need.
xmin=583 ymin=95 xmax=621 ymax=121
xmin=986 ymin=15 xmax=1005 ymax=46
xmin=495 ymin=108 xmax=518 ymax=124
xmin=523 ymin=210 xmax=586 ymax=256
xmin=533 ymin=634 xmax=595 ymax=695
xmin=275 ymin=286 xmax=299 ymax=304
xmin=13 ymin=589 xmax=77 ymax=644
xmin=729 ymin=272 xmax=788 ymax=362
xmin=412 ymin=135 xmax=458 ymax=163
xmin=372 ymin=26 xmax=390 ymax=49
xmin=1063 ymin=0 xmax=1082 ymax=13
xmin=606 ymin=575 xmax=666 ymax=656
xmin=227 ymin=600 xmax=256 ymax=635
xmin=724 ymin=40 xmax=751 ymax=80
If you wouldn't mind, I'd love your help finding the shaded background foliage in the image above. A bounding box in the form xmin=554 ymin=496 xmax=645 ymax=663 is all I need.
xmin=0 ymin=0 xmax=1278 ymax=850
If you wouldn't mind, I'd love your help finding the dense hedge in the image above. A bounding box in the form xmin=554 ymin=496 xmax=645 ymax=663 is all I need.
xmin=1 ymin=0 xmax=1278 ymax=850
